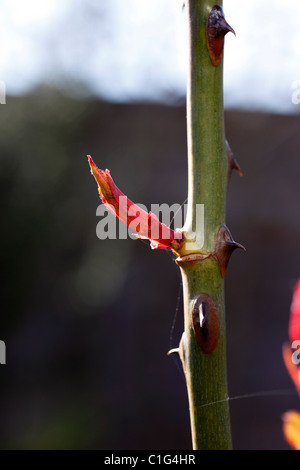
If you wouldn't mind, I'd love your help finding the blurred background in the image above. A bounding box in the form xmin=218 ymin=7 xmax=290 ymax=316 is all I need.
xmin=1 ymin=0 xmax=300 ymax=450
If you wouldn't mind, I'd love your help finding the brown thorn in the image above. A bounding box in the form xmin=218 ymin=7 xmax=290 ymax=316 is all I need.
xmin=214 ymin=225 xmax=245 ymax=277
xmin=206 ymin=5 xmax=235 ymax=67
xmin=192 ymin=294 xmax=219 ymax=354
xmin=226 ymin=140 xmax=243 ymax=181
xmin=175 ymin=226 xmax=245 ymax=278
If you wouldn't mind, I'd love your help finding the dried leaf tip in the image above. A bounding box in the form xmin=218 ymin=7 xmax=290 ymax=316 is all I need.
xmin=206 ymin=5 xmax=235 ymax=67
xmin=214 ymin=225 xmax=245 ymax=277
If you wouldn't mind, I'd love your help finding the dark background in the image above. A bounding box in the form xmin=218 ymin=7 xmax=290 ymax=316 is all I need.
xmin=0 ymin=88 xmax=299 ymax=449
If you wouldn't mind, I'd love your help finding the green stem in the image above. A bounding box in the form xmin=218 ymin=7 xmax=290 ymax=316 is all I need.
xmin=178 ymin=0 xmax=232 ymax=450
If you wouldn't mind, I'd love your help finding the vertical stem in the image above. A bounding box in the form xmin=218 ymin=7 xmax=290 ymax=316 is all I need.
xmin=179 ymin=0 xmax=232 ymax=449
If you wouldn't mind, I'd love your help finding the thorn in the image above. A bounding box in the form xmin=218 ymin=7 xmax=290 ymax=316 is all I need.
xmin=192 ymin=294 xmax=219 ymax=354
xmin=214 ymin=225 xmax=245 ymax=277
xmin=226 ymin=140 xmax=243 ymax=181
xmin=178 ymin=332 xmax=186 ymax=373
xmin=206 ymin=6 xmax=235 ymax=67
xmin=167 ymin=347 xmax=180 ymax=356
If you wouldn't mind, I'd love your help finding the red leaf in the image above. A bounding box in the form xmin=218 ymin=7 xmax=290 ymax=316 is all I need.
xmin=87 ymin=155 xmax=184 ymax=254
